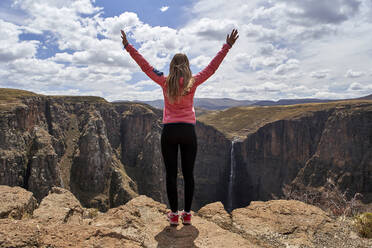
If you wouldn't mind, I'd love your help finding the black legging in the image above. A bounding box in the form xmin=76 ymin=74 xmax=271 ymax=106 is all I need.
xmin=161 ymin=123 xmax=197 ymax=213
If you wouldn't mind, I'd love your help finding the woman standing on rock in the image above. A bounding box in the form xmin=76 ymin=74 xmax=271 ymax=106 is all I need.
xmin=121 ymin=28 xmax=239 ymax=226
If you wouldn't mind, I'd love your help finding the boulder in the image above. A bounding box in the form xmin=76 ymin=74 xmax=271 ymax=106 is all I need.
xmin=33 ymin=186 xmax=84 ymax=224
xmin=197 ymin=201 xmax=231 ymax=230
xmin=0 ymin=185 xmax=37 ymax=219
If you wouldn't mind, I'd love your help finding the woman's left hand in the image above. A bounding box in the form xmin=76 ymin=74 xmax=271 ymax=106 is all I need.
xmin=226 ymin=29 xmax=239 ymax=47
xmin=121 ymin=29 xmax=128 ymax=47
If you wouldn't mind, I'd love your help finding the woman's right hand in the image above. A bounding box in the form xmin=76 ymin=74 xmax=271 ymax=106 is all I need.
xmin=121 ymin=29 xmax=129 ymax=47
xmin=226 ymin=29 xmax=239 ymax=47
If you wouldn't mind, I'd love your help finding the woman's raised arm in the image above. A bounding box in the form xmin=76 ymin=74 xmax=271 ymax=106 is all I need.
xmin=121 ymin=30 xmax=166 ymax=87
xmin=193 ymin=29 xmax=239 ymax=87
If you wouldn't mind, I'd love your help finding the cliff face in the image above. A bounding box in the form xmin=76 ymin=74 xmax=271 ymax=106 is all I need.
xmin=0 ymin=93 xmax=138 ymax=211
xmin=200 ymin=101 xmax=372 ymax=210
xmin=112 ymin=102 xmax=231 ymax=210
xmin=0 ymin=96 xmax=63 ymax=201
xmin=193 ymin=122 xmax=231 ymax=209
xmin=233 ymin=110 xmax=332 ymax=207
xmin=1 ymin=88 xmax=371 ymax=213
xmin=0 ymin=89 xmax=231 ymax=212
xmin=292 ymin=104 xmax=372 ymax=201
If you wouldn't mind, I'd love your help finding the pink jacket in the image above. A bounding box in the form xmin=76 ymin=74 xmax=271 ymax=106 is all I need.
xmin=125 ymin=43 xmax=231 ymax=124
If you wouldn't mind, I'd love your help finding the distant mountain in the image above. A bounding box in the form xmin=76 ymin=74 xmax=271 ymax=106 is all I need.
xmin=121 ymin=98 xmax=255 ymax=110
xmin=356 ymin=94 xmax=372 ymax=100
xmin=194 ymin=98 xmax=255 ymax=110
xmin=136 ymin=98 xmax=335 ymax=109
xmin=137 ymin=99 xmax=164 ymax=109
xmin=253 ymin=98 xmax=335 ymax=106
xmin=112 ymin=93 xmax=372 ymax=110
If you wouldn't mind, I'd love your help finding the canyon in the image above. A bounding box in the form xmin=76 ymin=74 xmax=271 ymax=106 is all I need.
xmin=0 ymin=88 xmax=371 ymax=213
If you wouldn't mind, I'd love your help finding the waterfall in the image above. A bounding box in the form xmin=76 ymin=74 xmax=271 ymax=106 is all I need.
xmin=227 ymin=140 xmax=237 ymax=212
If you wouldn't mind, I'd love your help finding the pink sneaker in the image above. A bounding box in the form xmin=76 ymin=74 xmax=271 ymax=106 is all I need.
xmin=180 ymin=211 xmax=192 ymax=225
xmin=167 ymin=211 xmax=179 ymax=226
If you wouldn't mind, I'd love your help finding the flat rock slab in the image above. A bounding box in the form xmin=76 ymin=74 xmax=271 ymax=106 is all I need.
xmin=0 ymin=219 xmax=41 ymax=248
xmin=93 ymin=195 xmax=258 ymax=248
xmin=1 ymin=186 xmax=372 ymax=248
xmin=0 ymin=218 xmax=142 ymax=248
xmin=0 ymin=185 xmax=37 ymax=219
xmin=198 ymin=199 xmax=372 ymax=248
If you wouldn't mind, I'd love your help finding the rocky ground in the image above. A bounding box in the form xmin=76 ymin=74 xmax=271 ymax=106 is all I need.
xmin=1 ymin=185 xmax=371 ymax=248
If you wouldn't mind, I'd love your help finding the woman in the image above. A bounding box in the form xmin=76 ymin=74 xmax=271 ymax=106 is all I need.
xmin=121 ymin=28 xmax=239 ymax=226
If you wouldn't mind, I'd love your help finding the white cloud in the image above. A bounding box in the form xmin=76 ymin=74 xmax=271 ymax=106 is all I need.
xmin=249 ymin=45 xmax=294 ymax=70
xmin=51 ymin=39 xmax=135 ymax=68
xmin=243 ymin=23 xmax=280 ymax=42
xmin=98 ymin=12 xmax=141 ymax=40
xmin=273 ymin=59 xmax=299 ymax=75
xmin=345 ymin=69 xmax=365 ymax=78
xmin=260 ymin=81 xmax=288 ymax=92
xmin=282 ymin=0 xmax=361 ymax=25
xmin=184 ymin=17 xmax=237 ymax=41
xmin=0 ymin=19 xmax=39 ymax=62
xmin=190 ymin=55 xmax=211 ymax=68
xmin=347 ymin=81 xmax=372 ymax=92
xmin=160 ymin=6 xmax=169 ymax=12
xmin=310 ymin=69 xmax=331 ymax=79
xmin=1 ymin=0 xmax=372 ymax=101
xmin=12 ymin=0 xmax=101 ymax=51
xmin=13 ymin=0 xmax=102 ymax=15
xmin=348 ymin=82 xmax=364 ymax=91
xmin=313 ymin=91 xmax=350 ymax=99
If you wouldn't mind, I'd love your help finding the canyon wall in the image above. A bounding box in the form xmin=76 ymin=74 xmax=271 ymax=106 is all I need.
xmin=112 ymin=102 xmax=231 ymax=210
xmin=0 ymin=90 xmax=231 ymax=212
xmin=231 ymin=103 xmax=372 ymax=208
xmin=0 ymin=95 xmax=138 ymax=211
xmin=1 ymin=89 xmax=371 ymax=212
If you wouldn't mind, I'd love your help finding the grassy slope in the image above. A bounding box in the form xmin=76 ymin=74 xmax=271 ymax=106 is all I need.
xmin=0 ymin=88 xmax=107 ymax=111
xmin=50 ymin=95 xmax=107 ymax=104
xmin=198 ymin=99 xmax=372 ymax=139
xmin=0 ymin=88 xmax=39 ymax=111
xmin=0 ymin=88 xmax=38 ymax=101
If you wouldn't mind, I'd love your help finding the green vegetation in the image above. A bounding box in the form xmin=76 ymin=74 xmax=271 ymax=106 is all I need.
xmin=0 ymin=88 xmax=38 ymax=101
xmin=0 ymin=88 xmax=108 ymax=104
xmin=354 ymin=212 xmax=372 ymax=238
xmin=0 ymin=88 xmax=39 ymax=111
xmin=198 ymin=100 xmax=372 ymax=139
xmin=49 ymin=95 xmax=107 ymax=104
xmin=0 ymin=88 xmax=38 ymax=104
xmin=195 ymin=107 xmax=212 ymax=117
xmin=0 ymin=88 xmax=108 ymax=111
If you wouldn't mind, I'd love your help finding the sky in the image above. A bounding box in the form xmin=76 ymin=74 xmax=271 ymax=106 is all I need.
xmin=0 ymin=0 xmax=371 ymax=101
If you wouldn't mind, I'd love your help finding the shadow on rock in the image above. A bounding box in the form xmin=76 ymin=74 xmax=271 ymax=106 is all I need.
xmin=155 ymin=225 xmax=200 ymax=248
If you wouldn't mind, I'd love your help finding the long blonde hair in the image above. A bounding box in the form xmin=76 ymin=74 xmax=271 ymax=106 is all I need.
xmin=165 ymin=53 xmax=195 ymax=104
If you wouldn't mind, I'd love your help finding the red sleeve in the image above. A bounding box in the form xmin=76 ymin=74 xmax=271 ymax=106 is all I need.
xmin=194 ymin=43 xmax=231 ymax=87
xmin=125 ymin=44 xmax=166 ymax=87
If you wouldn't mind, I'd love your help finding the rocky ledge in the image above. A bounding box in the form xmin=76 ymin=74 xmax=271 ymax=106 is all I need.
xmin=0 ymin=185 xmax=371 ymax=248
